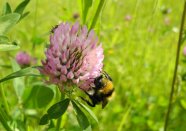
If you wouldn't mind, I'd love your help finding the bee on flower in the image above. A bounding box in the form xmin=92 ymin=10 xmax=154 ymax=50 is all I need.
xmin=39 ymin=22 xmax=114 ymax=108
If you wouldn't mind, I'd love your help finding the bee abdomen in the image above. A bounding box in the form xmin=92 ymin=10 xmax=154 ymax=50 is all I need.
xmin=104 ymin=88 xmax=114 ymax=97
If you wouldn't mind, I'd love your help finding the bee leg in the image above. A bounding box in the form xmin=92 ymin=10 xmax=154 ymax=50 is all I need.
xmin=102 ymin=98 xmax=108 ymax=109
xmin=84 ymin=91 xmax=91 ymax=96
xmin=80 ymin=96 xmax=96 ymax=107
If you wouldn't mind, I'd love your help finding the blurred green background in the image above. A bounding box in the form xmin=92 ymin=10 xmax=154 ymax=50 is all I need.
xmin=0 ymin=0 xmax=186 ymax=130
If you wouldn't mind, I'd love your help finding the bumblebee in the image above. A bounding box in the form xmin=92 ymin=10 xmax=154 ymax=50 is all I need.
xmin=80 ymin=71 xmax=114 ymax=109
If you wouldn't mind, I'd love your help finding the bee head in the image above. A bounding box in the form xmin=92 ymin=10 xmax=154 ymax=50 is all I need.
xmin=93 ymin=71 xmax=113 ymax=90
xmin=94 ymin=75 xmax=104 ymax=89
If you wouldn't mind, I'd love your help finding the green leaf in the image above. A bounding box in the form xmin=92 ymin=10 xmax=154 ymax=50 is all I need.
xmin=0 ymin=44 xmax=20 ymax=51
xmin=82 ymin=0 xmax=92 ymax=24
xmin=14 ymin=0 xmax=30 ymax=15
xmin=83 ymin=125 xmax=92 ymax=131
xmin=11 ymin=59 xmax=25 ymax=101
xmin=47 ymin=99 xmax=70 ymax=119
xmin=0 ymin=66 xmax=41 ymax=83
xmin=0 ymin=35 xmax=9 ymax=43
xmin=0 ymin=36 xmax=20 ymax=52
xmin=22 ymin=86 xmax=36 ymax=108
xmin=39 ymin=114 xmax=49 ymax=125
xmin=75 ymin=100 xmax=98 ymax=124
xmin=36 ymin=85 xmax=54 ymax=108
xmin=23 ymin=84 xmax=54 ymax=108
xmin=89 ymin=0 xmax=106 ymax=30
xmin=117 ymin=107 xmax=131 ymax=131
xmin=2 ymin=2 xmax=12 ymax=15
xmin=20 ymin=11 xmax=30 ymax=20
xmin=72 ymin=100 xmax=90 ymax=130
xmin=0 ymin=13 xmax=20 ymax=34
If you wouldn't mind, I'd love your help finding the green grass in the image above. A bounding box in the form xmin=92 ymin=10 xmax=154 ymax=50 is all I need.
xmin=0 ymin=0 xmax=186 ymax=130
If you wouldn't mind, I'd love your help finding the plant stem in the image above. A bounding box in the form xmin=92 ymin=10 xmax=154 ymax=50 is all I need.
xmin=0 ymin=109 xmax=12 ymax=131
xmin=89 ymin=0 xmax=106 ymax=31
xmin=32 ymin=0 xmax=38 ymax=51
xmin=81 ymin=0 xmax=85 ymax=24
xmin=56 ymin=116 xmax=62 ymax=131
xmin=0 ymin=84 xmax=10 ymax=115
xmin=164 ymin=1 xmax=186 ymax=131
xmin=56 ymin=92 xmax=64 ymax=130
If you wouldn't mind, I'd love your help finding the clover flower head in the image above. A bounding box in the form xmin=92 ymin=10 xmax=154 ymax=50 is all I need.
xmin=40 ymin=22 xmax=104 ymax=91
xmin=16 ymin=51 xmax=31 ymax=67
xmin=164 ymin=17 xmax=170 ymax=26
xmin=125 ymin=14 xmax=132 ymax=21
xmin=183 ymin=46 xmax=186 ymax=56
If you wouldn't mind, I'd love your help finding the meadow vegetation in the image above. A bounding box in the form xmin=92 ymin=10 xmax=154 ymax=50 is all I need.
xmin=0 ymin=0 xmax=186 ymax=130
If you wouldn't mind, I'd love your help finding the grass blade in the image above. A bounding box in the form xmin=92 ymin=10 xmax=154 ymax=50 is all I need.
xmin=89 ymin=0 xmax=106 ymax=30
xmin=81 ymin=0 xmax=92 ymax=24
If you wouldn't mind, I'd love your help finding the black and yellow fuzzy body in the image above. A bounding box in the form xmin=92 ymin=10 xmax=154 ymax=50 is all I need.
xmin=81 ymin=71 xmax=114 ymax=109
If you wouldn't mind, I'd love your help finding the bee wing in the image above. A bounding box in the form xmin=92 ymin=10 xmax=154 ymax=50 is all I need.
xmin=102 ymin=71 xmax=112 ymax=81
xmin=102 ymin=98 xmax=108 ymax=109
xmin=87 ymin=89 xmax=95 ymax=95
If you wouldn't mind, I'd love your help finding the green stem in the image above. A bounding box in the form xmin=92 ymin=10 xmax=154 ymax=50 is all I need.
xmin=164 ymin=1 xmax=186 ymax=131
xmin=81 ymin=0 xmax=85 ymax=24
xmin=0 ymin=84 xmax=10 ymax=115
xmin=32 ymin=0 xmax=38 ymax=51
xmin=56 ymin=116 xmax=62 ymax=131
xmin=56 ymin=92 xmax=64 ymax=130
xmin=0 ymin=109 xmax=12 ymax=131
xmin=89 ymin=0 xmax=106 ymax=31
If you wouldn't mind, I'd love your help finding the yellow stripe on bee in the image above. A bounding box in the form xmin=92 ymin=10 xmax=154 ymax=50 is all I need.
xmin=100 ymin=78 xmax=113 ymax=94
